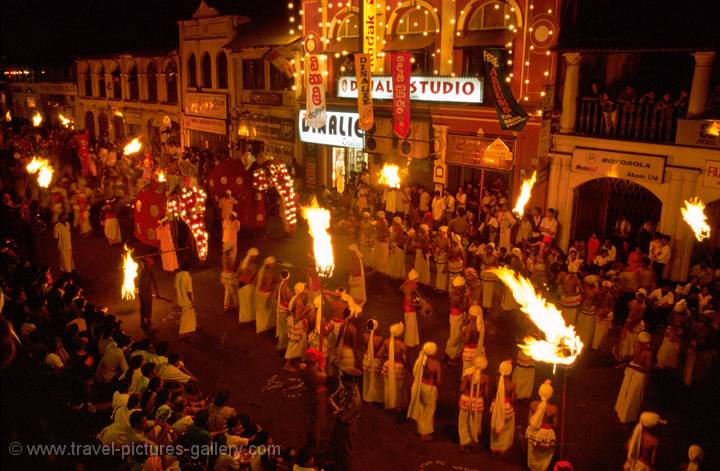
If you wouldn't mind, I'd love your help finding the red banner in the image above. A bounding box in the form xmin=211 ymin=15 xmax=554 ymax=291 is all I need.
xmin=391 ymin=52 xmax=411 ymax=138
xmin=73 ymin=132 xmax=90 ymax=176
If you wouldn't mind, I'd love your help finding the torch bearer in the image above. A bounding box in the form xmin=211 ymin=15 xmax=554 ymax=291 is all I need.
xmin=301 ymin=198 xmax=335 ymax=349
xmin=489 ymin=267 xmax=584 ymax=460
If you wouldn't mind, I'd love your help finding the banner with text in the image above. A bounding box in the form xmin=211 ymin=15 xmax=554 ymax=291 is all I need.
xmin=363 ymin=0 xmax=384 ymax=73
xmin=482 ymin=48 xmax=529 ymax=132
xmin=391 ymin=52 xmax=411 ymax=139
xmin=305 ymin=54 xmax=327 ymax=129
xmin=571 ymin=148 xmax=666 ymax=184
xmin=355 ymin=54 xmax=374 ymax=131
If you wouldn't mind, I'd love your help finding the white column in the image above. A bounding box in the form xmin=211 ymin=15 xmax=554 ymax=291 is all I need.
xmin=546 ymin=152 xmax=563 ymax=211
xmin=559 ymin=53 xmax=582 ymax=134
xmin=688 ymin=51 xmax=715 ymax=118
xmin=555 ymin=154 xmax=573 ymax=251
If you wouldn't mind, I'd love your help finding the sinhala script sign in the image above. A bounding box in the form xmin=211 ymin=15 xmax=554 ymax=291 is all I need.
xmin=299 ymin=110 xmax=364 ymax=149
xmin=337 ymin=75 xmax=483 ymax=103
xmin=571 ymin=148 xmax=666 ymax=184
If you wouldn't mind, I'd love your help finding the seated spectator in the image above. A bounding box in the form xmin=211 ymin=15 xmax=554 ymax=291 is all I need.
xmin=208 ymin=391 xmax=237 ymax=433
xmin=157 ymin=353 xmax=196 ymax=384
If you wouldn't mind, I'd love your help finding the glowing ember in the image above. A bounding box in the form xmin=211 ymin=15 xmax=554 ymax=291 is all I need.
xmin=378 ymin=164 xmax=401 ymax=189
xmin=123 ymin=137 xmax=142 ymax=155
xmin=32 ymin=111 xmax=43 ymax=127
xmin=512 ymin=170 xmax=537 ymax=217
xmin=121 ymin=245 xmax=139 ymax=300
xmin=58 ymin=114 xmax=74 ymax=129
xmin=157 ymin=171 xmax=166 ymax=182
xmin=681 ymin=197 xmax=711 ymax=241
xmin=490 ymin=267 xmax=583 ymax=368
xmin=5 ymin=111 xmax=10 ymax=122
xmin=301 ymin=197 xmax=334 ymax=277
xmin=26 ymin=157 xmax=54 ymax=188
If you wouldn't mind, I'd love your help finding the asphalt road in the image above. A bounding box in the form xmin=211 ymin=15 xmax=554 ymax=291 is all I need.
xmin=40 ymin=217 xmax=719 ymax=471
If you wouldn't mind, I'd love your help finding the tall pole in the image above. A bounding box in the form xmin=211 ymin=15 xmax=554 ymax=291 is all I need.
xmin=559 ymin=365 xmax=569 ymax=460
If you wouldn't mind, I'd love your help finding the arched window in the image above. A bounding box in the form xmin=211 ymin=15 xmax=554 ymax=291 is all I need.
xmin=165 ymin=62 xmax=178 ymax=104
xmin=111 ymin=64 xmax=122 ymax=99
xmin=97 ymin=66 xmax=106 ymax=98
xmin=147 ymin=62 xmax=158 ymax=102
xmin=336 ymin=13 xmax=359 ymax=38
xmin=216 ymin=51 xmax=228 ymax=89
xmin=128 ymin=64 xmax=139 ymax=100
xmin=396 ymin=7 xmax=437 ymax=35
xmin=468 ymin=2 xmax=514 ymax=30
xmin=201 ymin=52 xmax=212 ymax=88
xmin=81 ymin=65 xmax=92 ymax=97
xmin=187 ymin=53 xmax=197 ymax=88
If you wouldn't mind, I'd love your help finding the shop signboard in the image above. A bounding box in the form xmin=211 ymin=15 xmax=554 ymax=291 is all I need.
xmin=675 ymin=119 xmax=720 ymax=149
xmin=337 ymin=75 xmax=483 ymax=103
xmin=446 ymin=135 xmax=514 ymax=171
xmin=703 ymin=160 xmax=720 ymax=188
xmin=298 ymin=109 xmax=364 ymax=149
xmin=183 ymin=115 xmax=227 ymax=135
xmin=248 ymin=91 xmax=283 ymax=107
xmin=185 ymin=92 xmax=227 ymax=120
xmin=571 ymin=148 xmax=666 ymax=184
xmin=252 ymin=117 xmax=295 ymax=143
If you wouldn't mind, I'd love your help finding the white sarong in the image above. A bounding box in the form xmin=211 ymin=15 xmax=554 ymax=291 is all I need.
xmin=382 ymin=361 xmax=405 ymax=410
xmin=656 ymin=337 xmax=680 ymax=369
xmin=576 ymin=310 xmax=595 ymax=348
xmin=404 ymin=311 xmax=419 ymax=347
xmin=444 ymin=314 xmax=464 ymax=360
xmin=481 ymin=271 xmax=496 ymax=309
xmin=238 ymin=284 xmax=255 ymax=323
xmin=179 ymin=306 xmax=197 ymax=335
xmin=458 ymin=394 xmax=484 ymax=446
xmin=362 ymin=354 xmax=384 ymax=403
xmin=435 ymin=262 xmax=448 ymax=292
xmin=375 ymin=242 xmax=389 ymax=274
xmin=104 ymin=218 xmax=122 ymax=244
xmin=526 ymin=426 xmax=556 ymax=471
xmin=408 ymin=382 xmax=437 ymax=435
xmin=490 ymin=399 xmax=515 ymax=453
xmin=388 ymin=247 xmax=406 ymax=279
xmin=614 ymin=365 xmax=648 ymax=423
xmin=255 ymin=290 xmax=275 ymax=333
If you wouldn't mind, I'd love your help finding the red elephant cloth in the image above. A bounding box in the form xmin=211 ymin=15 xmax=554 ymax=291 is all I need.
xmin=206 ymin=160 xmax=261 ymax=229
xmin=134 ymin=181 xmax=166 ymax=247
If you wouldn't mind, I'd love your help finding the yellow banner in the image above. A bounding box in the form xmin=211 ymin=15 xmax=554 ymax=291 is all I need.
xmin=363 ymin=0 xmax=384 ymax=73
xmin=355 ymin=54 xmax=374 ymax=131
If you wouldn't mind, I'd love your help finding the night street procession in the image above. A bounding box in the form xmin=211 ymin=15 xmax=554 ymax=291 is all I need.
xmin=1 ymin=0 xmax=719 ymax=470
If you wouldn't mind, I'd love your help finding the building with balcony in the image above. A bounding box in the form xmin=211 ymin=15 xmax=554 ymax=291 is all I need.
xmin=74 ymin=53 xmax=181 ymax=149
xmin=547 ymin=0 xmax=720 ymax=280
xmin=299 ymin=0 xmax=561 ymax=196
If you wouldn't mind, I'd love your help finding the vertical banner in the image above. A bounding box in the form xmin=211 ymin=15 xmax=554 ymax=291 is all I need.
xmin=73 ymin=132 xmax=90 ymax=176
xmin=305 ymin=54 xmax=327 ymax=129
xmin=355 ymin=54 xmax=374 ymax=131
xmin=362 ymin=0 xmax=378 ymax=73
xmin=391 ymin=52 xmax=411 ymax=139
xmin=482 ymin=48 xmax=529 ymax=132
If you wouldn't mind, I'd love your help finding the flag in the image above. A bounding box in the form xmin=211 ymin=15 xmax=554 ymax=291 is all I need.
xmin=482 ymin=48 xmax=529 ymax=131
xmin=355 ymin=54 xmax=374 ymax=131
xmin=391 ymin=52 xmax=411 ymax=138
xmin=305 ymin=54 xmax=327 ymax=129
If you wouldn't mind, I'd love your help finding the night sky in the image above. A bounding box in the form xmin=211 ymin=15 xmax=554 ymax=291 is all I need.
xmin=0 ymin=0 xmax=287 ymax=64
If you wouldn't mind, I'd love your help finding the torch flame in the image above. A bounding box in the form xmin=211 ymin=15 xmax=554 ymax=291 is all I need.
xmin=121 ymin=245 xmax=139 ymax=300
xmin=26 ymin=157 xmax=54 ymax=188
xmin=4 ymin=111 xmax=10 ymax=122
xmin=58 ymin=113 xmax=73 ymax=129
xmin=378 ymin=164 xmax=401 ymax=189
xmin=490 ymin=267 xmax=583 ymax=369
xmin=32 ymin=111 xmax=43 ymax=127
xmin=123 ymin=137 xmax=142 ymax=155
xmin=301 ymin=197 xmax=334 ymax=277
xmin=157 ymin=171 xmax=166 ymax=182
xmin=512 ymin=170 xmax=537 ymax=217
xmin=681 ymin=197 xmax=711 ymax=241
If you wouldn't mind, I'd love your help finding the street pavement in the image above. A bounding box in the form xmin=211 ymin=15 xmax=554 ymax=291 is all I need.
xmin=41 ymin=218 xmax=718 ymax=471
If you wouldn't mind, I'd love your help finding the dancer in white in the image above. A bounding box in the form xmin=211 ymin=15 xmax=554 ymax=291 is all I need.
xmin=400 ymin=270 xmax=421 ymax=348
xmin=615 ymin=331 xmax=653 ymax=423
xmin=526 ymin=380 xmax=558 ymax=471
xmin=490 ymin=360 xmax=515 ymax=455
xmin=255 ymin=257 xmax=276 ymax=333
xmin=53 ymin=213 xmax=74 ymax=273
xmin=380 ymin=322 xmax=407 ymax=413
xmin=347 ymin=244 xmax=366 ymax=307
xmin=175 ymin=260 xmax=196 ymax=338
xmin=624 ymin=411 xmax=665 ymax=471
xmin=362 ymin=319 xmax=384 ymax=404
xmin=237 ymin=248 xmax=259 ymax=324
xmin=407 ymin=342 xmax=441 ymax=441
xmin=458 ymin=355 xmax=489 ymax=452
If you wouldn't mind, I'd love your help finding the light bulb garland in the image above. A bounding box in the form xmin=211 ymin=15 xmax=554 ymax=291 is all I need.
xmin=166 ymin=186 xmax=209 ymax=261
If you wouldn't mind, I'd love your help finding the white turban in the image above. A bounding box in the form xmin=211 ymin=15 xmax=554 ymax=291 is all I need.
xmin=511 ymin=247 xmax=521 ymax=257
xmin=452 ymin=276 xmax=466 ymax=287
xmin=492 ymin=360 xmax=513 ymax=434
xmin=408 ymin=269 xmax=419 ymax=281
xmin=294 ymin=282 xmax=306 ymax=295
xmin=627 ymin=412 xmax=666 ymax=463
xmin=390 ymin=322 xmax=404 ymax=338
xmin=529 ymin=380 xmax=554 ymax=429
xmin=263 ymin=256 xmax=276 ymax=265
xmin=376 ymin=210 xmax=385 ymax=218
xmin=408 ymin=342 xmax=437 ymax=420
xmin=419 ymin=224 xmax=429 ymax=233
xmin=439 ymin=226 xmax=448 ymax=233
xmin=469 ymin=305 xmax=483 ymax=317
xmin=393 ymin=216 xmax=402 ymax=224
xmin=638 ymin=331 xmax=651 ymax=343
xmin=688 ymin=444 xmax=703 ymax=471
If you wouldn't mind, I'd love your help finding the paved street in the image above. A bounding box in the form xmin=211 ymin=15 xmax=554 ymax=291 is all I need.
xmin=41 ymin=218 xmax=718 ymax=471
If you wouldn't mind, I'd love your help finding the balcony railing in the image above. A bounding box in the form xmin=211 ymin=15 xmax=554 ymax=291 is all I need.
xmin=576 ymin=97 xmax=682 ymax=143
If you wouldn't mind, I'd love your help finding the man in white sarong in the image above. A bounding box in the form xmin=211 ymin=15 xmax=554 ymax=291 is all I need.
xmin=413 ymin=224 xmax=431 ymax=284
xmin=347 ymin=244 xmax=366 ymax=307
xmin=490 ymin=360 xmax=515 ymax=455
xmin=461 ymin=305 xmax=485 ymax=372
xmin=656 ymin=301 xmax=686 ymax=369
xmin=284 ymin=283 xmax=311 ymax=371
xmin=576 ymin=275 xmax=599 ymax=348
xmin=458 ymin=355 xmax=489 ymax=452
xmin=275 ymin=270 xmax=292 ymax=351
xmin=374 ymin=211 xmax=389 ymax=274
xmin=362 ymin=319 xmax=384 ymax=404
xmin=255 ymin=257 xmax=276 ymax=334
xmin=175 ymin=261 xmax=196 ymax=338
xmin=407 ymin=342 xmax=440 ymax=441
xmin=222 ymin=211 xmax=241 ymax=263
xmin=624 ymin=411 xmax=665 ymax=471
xmin=445 ymin=276 xmax=467 ymax=364
xmin=387 ymin=217 xmax=407 ymax=279
xmin=512 ymin=350 xmax=536 ymax=400
xmin=434 ymin=226 xmax=450 ymax=292
xmin=54 ymin=213 xmax=74 ymax=273
xmin=526 ymin=380 xmax=558 ymax=471
xmin=380 ymin=322 xmax=406 ymax=413
xmin=615 ymin=331 xmax=653 ymax=423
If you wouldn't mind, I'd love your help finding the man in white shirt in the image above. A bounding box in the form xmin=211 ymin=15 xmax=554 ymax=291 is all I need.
xmin=647 ymin=284 xmax=674 ymax=330
xmin=157 ymin=353 xmax=196 ymax=384
xmin=652 ymin=235 xmax=671 ymax=282
xmin=602 ymin=239 xmax=617 ymax=261
xmin=222 ymin=212 xmax=241 ymax=262
xmin=53 ymin=213 xmax=74 ymax=273
xmin=443 ymin=190 xmax=456 ymax=221
xmin=539 ymin=208 xmax=558 ymax=243
xmin=431 ymin=191 xmax=446 ymax=225
xmin=95 ymin=336 xmax=129 ymax=384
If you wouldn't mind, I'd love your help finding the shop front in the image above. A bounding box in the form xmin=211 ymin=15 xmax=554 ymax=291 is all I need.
xmin=298 ymin=108 xmax=368 ymax=192
xmin=183 ymin=92 xmax=228 ymax=153
xmin=236 ymin=112 xmax=296 ymax=166
xmin=444 ymin=133 xmax=515 ymax=199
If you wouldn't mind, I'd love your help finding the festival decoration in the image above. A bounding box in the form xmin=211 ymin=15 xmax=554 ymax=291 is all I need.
xmin=355 ymin=53 xmax=374 ymax=131
xmin=482 ymin=48 xmax=529 ymax=131
xmin=133 ymin=181 xmax=165 ymax=247
xmin=513 ymin=170 xmax=537 ymax=217
xmin=121 ymin=245 xmax=139 ymax=300
xmin=378 ymin=163 xmax=401 ymax=189
xmin=490 ymin=267 xmax=583 ymax=369
xmin=167 ymin=186 xmax=209 ymax=261
xmin=265 ymin=159 xmax=298 ymax=229
xmin=681 ymin=197 xmax=711 ymax=241
xmin=123 ymin=137 xmax=142 ymax=155
xmin=301 ymin=197 xmax=334 ymax=278
xmin=391 ymin=52 xmax=411 ymax=138
xmin=26 ymin=157 xmax=54 ymax=188
xmin=32 ymin=111 xmax=43 ymax=127
xmin=305 ymin=54 xmax=327 ymax=129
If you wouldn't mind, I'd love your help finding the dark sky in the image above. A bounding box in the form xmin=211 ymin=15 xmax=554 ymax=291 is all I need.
xmin=0 ymin=0 xmax=287 ymax=64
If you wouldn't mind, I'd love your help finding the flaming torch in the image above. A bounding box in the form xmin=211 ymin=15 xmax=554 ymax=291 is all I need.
xmin=32 ymin=111 xmax=43 ymax=127
xmin=123 ymin=137 xmax=142 ymax=156
xmin=26 ymin=157 xmax=54 ymax=188
xmin=302 ymin=197 xmax=335 ymax=337
xmin=157 ymin=170 xmax=166 ymax=182
xmin=512 ymin=170 xmax=537 ymax=217
xmin=681 ymin=197 xmax=711 ymax=241
xmin=489 ymin=267 xmax=583 ymax=459
xmin=5 ymin=111 xmax=11 ymax=122
xmin=58 ymin=114 xmax=74 ymax=129
xmin=378 ymin=164 xmax=401 ymax=189
xmin=121 ymin=245 xmax=139 ymax=300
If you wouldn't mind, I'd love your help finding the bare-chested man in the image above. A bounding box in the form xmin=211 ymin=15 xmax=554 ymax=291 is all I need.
xmin=378 ymin=322 xmax=408 ymax=414
xmin=461 ymin=305 xmax=485 ymax=372
xmin=458 ymin=355 xmax=489 ymax=452
xmin=624 ymin=411 xmax=664 ymax=471
xmin=445 ymin=276 xmax=468 ymax=364
xmin=408 ymin=342 xmax=441 ymax=441
xmin=300 ymin=347 xmax=327 ymax=449
xmin=615 ymin=331 xmax=653 ymax=423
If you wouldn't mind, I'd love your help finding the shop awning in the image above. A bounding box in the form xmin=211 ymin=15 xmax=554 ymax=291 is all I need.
xmin=454 ymin=30 xmax=514 ymax=48
xmin=383 ymin=34 xmax=436 ymax=52
xmin=325 ymin=37 xmax=361 ymax=54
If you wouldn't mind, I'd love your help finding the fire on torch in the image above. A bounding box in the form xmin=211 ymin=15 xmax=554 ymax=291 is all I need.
xmin=26 ymin=157 xmax=54 ymax=188
xmin=123 ymin=137 xmax=142 ymax=156
xmin=121 ymin=245 xmax=139 ymax=300
xmin=32 ymin=111 xmax=43 ymax=127
xmin=378 ymin=164 xmax=401 ymax=189
xmin=681 ymin=197 xmax=711 ymax=241
xmin=301 ymin=197 xmax=335 ymax=278
xmin=512 ymin=170 xmax=537 ymax=217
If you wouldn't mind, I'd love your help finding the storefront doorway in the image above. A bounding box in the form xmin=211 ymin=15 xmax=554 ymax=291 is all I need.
xmin=570 ymin=177 xmax=662 ymax=243
xmin=448 ymin=165 xmax=512 ymax=201
xmin=331 ymin=146 xmax=368 ymax=194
